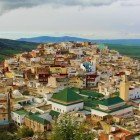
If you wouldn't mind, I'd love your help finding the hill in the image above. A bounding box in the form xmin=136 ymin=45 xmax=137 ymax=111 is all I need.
xmin=107 ymin=44 xmax=140 ymax=60
xmin=0 ymin=37 xmax=140 ymax=62
xmin=18 ymin=36 xmax=140 ymax=59
xmin=18 ymin=36 xmax=92 ymax=43
xmin=0 ymin=38 xmax=38 ymax=62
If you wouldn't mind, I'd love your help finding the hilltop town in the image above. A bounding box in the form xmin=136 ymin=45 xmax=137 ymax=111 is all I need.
xmin=0 ymin=42 xmax=140 ymax=140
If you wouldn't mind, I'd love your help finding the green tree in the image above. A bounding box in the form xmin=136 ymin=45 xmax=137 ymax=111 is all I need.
xmin=51 ymin=113 xmax=95 ymax=140
xmin=74 ymin=123 xmax=95 ymax=140
xmin=0 ymin=131 xmax=16 ymax=140
xmin=16 ymin=126 xmax=34 ymax=139
xmin=35 ymin=132 xmax=49 ymax=140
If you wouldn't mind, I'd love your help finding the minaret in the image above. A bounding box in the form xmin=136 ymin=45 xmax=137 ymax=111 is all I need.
xmin=120 ymin=75 xmax=129 ymax=101
xmin=7 ymin=88 xmax=13 ymax=123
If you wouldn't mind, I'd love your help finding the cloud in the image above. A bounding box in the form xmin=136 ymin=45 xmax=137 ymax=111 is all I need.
xmin=0 ymin=0 xmax=130 ymax=15
xmin=121 ymin=1 xmax=140 ymax=7
xmin=0 ymin=0 xmax=44 ymax=14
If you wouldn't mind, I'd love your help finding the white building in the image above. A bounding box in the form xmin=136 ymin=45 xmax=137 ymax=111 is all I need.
xmin=69 ymin=48 xmax=83 ymax=57
xmin=12 ymin=109 xmax=28 ymax=126
xmin=48 ymin=88 xmax=84 ymax=113
xmin=129 ymin=87 xmax=140 ymax=100
xmin=30 ymin=57 xmax=41 ymax=63
xmin=91 ymin=97 xmax=133 ymax=118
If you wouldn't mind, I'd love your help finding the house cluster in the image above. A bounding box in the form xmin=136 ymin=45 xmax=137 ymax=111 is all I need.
xmin=0 ymin=42 xmax=140 ymax=139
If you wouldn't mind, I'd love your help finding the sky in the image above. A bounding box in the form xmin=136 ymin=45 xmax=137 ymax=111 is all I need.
xmin=0 ymin=0 xmax=140 ymax=39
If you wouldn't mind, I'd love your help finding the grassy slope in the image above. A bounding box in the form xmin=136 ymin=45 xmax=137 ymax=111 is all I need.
xmin=0 ymin=39 xmax=38 ymax=61
xmin=106 ymin=44 xmax=140 ymax=59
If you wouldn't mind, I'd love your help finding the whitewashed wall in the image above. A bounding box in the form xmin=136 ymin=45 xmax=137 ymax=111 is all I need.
xmin=49 ymin=101 xmax=83 ymax=113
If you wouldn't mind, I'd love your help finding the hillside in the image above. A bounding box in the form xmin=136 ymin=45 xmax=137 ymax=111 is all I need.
xmin=0 ymin=38 xmax=38 ymax=61
xmin=95 ymin=39 xmax=140 ymax=46
xmin=107 ymin=44 xmax=140 ymax=59
xmin=0 ymin=37 xmax=140 ymax=62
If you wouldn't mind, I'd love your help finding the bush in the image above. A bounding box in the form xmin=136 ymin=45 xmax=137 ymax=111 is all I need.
xmin=16 ymin=126 xmax=34 ymax=139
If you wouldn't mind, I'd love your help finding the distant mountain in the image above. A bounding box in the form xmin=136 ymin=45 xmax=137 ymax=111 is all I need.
xmin=0 ymin=38 xmax=38 ymax=61
xmin=18 ymin=36 xmax=92 ymax=43
xmin=18 ymin=36 xmax=140 ymax=46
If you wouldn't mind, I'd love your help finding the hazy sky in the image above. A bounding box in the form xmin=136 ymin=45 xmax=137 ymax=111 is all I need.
xmin=0 ymin=0 xmax=140 ymax=39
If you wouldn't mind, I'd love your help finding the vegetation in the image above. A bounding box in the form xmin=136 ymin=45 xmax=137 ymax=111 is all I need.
xmin=16 ymin=126 xmax=34 ymax=139
xmin=51 ymin=113 xmax=95 ymax=140
xmin=0 ymin=131 xmax=16 ymax=140
xmin=107 ymin=44 xmax=140 ymax=59
xmin=0 ymin=38 xmax=38 ymax=62
xmin=0 ymin=126 xmax=34 ymax=140
xmin=0 ymin=54 xmax=5 ymax=62
xmin=0 ymin=113 xmax=96 ymax=140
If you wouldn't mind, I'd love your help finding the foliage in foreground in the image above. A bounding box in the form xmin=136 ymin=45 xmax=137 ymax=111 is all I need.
xmin=51 ymin=113 xmax=95 ymax=140
xmin=0 ymin=131 xmax=16 ymax=140
xmin=16 ymin=126 xmax=34 ymax=139
xmin=0 ymin=126 xmax=34 ymax=140
xmin=0 ymin=113 xmax=96 ymax=140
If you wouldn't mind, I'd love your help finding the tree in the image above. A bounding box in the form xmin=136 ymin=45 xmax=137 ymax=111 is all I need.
xmin=74 ymin=123 xmax=95 ymax=140
xmin=0 ymin=131 xmax=16 ymax=140
xmin=51 ymin=113 xmax=95 ymax=140
xmin=35 ymin=132 xmax=49 ymax=140
xmin=16 ymin=126 xmax=34 ymax=139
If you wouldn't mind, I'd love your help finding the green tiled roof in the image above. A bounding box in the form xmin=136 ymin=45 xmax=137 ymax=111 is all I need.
xmin=51 ymin=88 xmax=83 ymax=105
xmin=84 ymin=98 xmax=101 ymax=108
xmin=92 ymin=104 xmax=132 ymax=114
xmin=98 ymin=44 xmax=106 ymax=50
xmin=80 ymin=90 xmax=104 ymax=99
xmin=100 ymin=97 xmax=124 ymax=106
xmin=26 ymin=113 xmax=50 ymax=125
xmin=14 ymin=109 xmax=28 ymax=115
xmin=49 ymin=110 xmax=60 ymax=118
xmin=70 ymin=87 xmax=79 ymax=92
